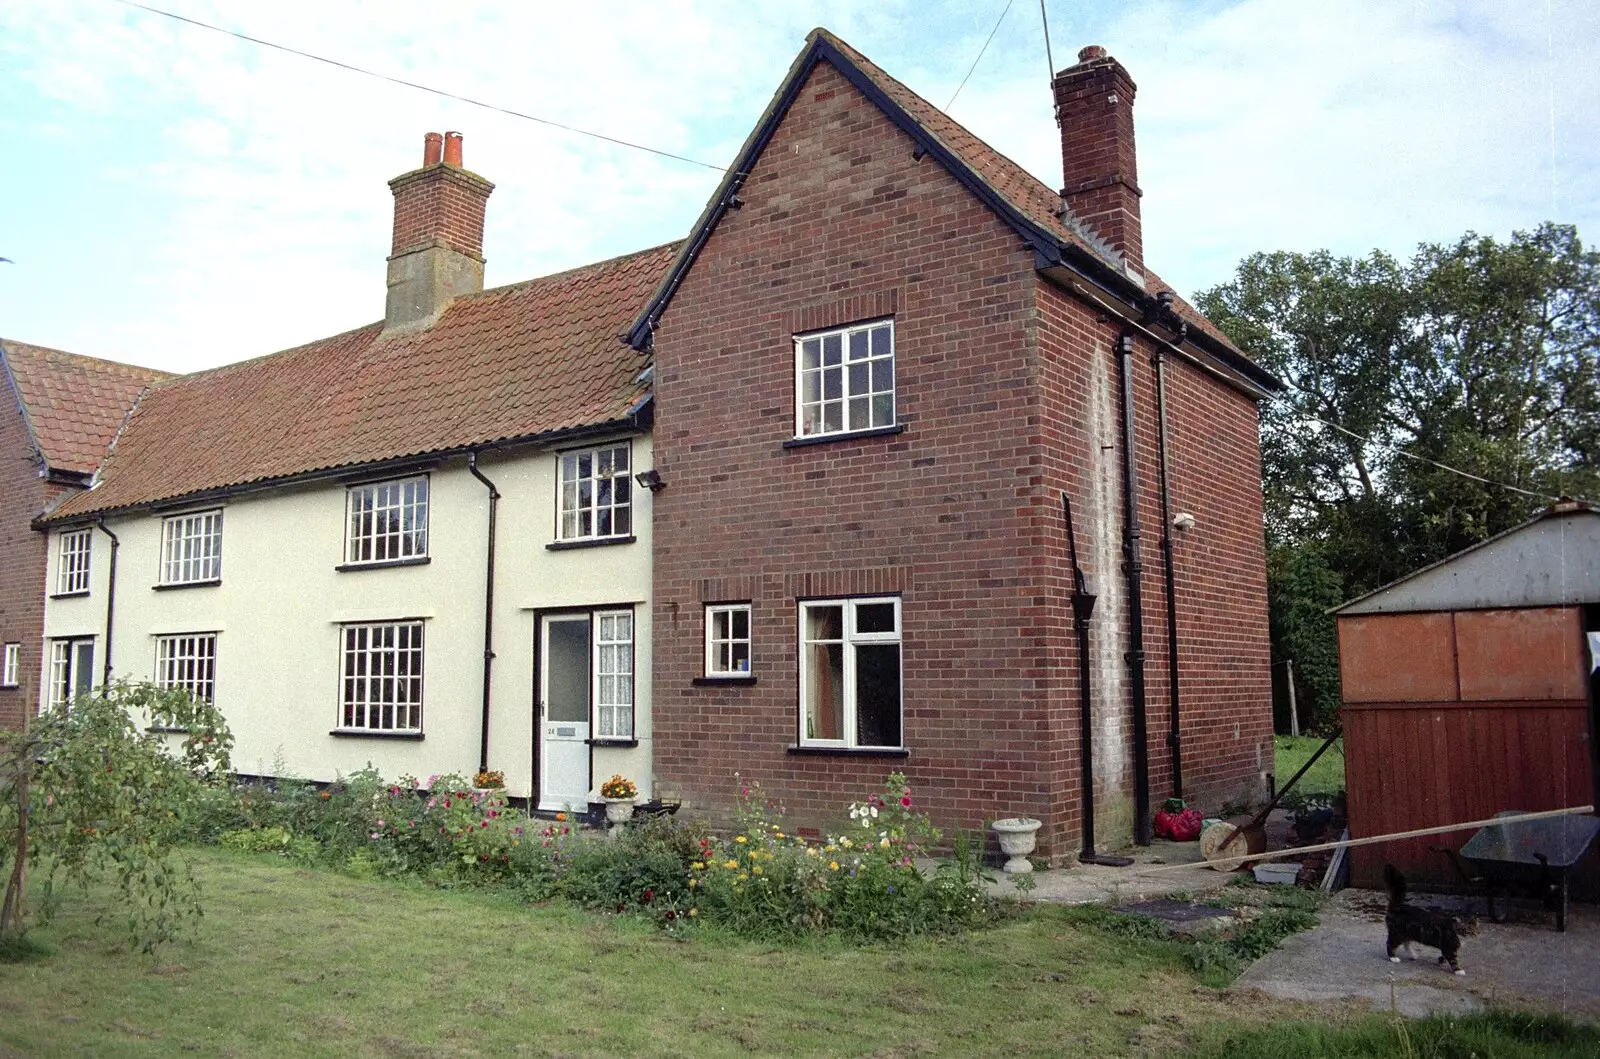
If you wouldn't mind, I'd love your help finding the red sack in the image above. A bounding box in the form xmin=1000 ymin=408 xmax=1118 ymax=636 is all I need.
xmin=1169 ymin=808 xmax=1203 ymax=842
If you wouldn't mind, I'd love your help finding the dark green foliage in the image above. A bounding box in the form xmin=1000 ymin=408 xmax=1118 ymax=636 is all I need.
xmin=1196 ymin=224 xmax=1600 ymax=728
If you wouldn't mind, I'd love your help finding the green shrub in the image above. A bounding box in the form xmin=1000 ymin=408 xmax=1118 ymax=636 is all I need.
xmin=217 ymin=826 xmax=318 ymax=862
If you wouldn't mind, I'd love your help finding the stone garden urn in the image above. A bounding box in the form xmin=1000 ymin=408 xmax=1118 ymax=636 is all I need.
xmin=991 ymin=817 xmax=1043 ymax=873
xmin=604 ymin=798 xmax=636 ymax=825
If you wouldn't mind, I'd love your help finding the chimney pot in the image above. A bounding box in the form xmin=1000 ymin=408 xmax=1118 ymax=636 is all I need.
xmin=1077 ymin=45 xmax=1107 ymax=62
xmin=443 ymin=131 xmax=464 ymax=167
xmin=385 ymin=132 xmax=494 ymax=331
xmin=423 ymin=132 xmax=443 ymax=167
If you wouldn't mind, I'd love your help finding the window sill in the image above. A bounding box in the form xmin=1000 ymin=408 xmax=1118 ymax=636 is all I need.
xmin=153 ymin=579 xmax=221 ymax=591
xmin=329 ymin=729 xmax=425 ymax=740
xmin=787 ymin=744 xmax=910 ymax=758
xmin=692 ymin=675 xmax=757 ymax=686
xmin=782 ymin=423 xmax=905 ymax=449
xmin=586 ymin=738 xmax=640 ymax=748
xmin=145 ymin=725 xmax=192 ymax=734
xmin=0 ymin=684 xmax=19 ymax=691
xmin=335 ymin=557 xmax=431 ymax=572
xmin=49 ymin=591 xmax=90 ymax=600
xmin=546 ymin=535 xmax=636 ymax=552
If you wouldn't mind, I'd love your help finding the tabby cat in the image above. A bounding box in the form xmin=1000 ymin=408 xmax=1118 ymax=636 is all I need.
xmin=1384 ymin=863 xmax=1473 ymax=976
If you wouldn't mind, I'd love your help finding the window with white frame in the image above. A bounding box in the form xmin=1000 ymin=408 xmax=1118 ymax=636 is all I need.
xmin=594 ymin=610 xmax=634 ymax=739
xmin=160 ymin=510 xmax=223 ymax=585
xmin=1 ymin=643 xmax=19 ymax=688
xmin=798 ymin=597 xmax=902 ymax=749
xmin=345 ymin=476 xmax=429 ymax=565
xmin=339 ymin=621 xmax=423 ymax=732
xmin=155 ymin=633 xmax=217 ymax=704
xmin=705 ymin=604 xmax=752 ymax=677
xmin=557 ymin=443 xmax=632 ymax=541
xmin=48 ymin=639 xmax=95 ymax=708
xmin=56 ymin=528 xmax=91 ymax=595
xmin=795 ymin=320 xmax=895 ymax=438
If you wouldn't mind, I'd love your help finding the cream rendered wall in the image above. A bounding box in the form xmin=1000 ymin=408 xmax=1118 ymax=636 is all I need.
xmin=39 ymin=434 xmax=654 ymax=803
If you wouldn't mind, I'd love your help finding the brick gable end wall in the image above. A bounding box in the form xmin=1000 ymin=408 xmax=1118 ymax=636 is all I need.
xmin=0 ymin=398 xmax=53 ymax=727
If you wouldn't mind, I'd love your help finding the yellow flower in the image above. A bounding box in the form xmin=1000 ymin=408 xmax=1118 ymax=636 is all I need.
xmin=774 ymin=831 xmax=785 ymax=839
xmin=688 ymin=907 xmax=698 ymax=917
xmin=806 ymin=847 xmax=819 ymax=858
xmin=829 ymin=861 xmax=840 ymax=871
xmin=880 ymin=837 xmax=890 ymax=848
xmin=691 ymin=861 xmax=704 ymax=870
xmin=724 ymin=859 xmax=738 ymax=869
xmin=824 ymin=844 xmax=837 ymax=853
xmin=689 ymin=878 xmax=698 ymax=889
xmin=735 ymin=835 xmax=748 ymax=844
xmin=752 ymin=866 xmax=763 ymax=876
xmin=841 ymin=838 xmax=853 ymax=849
xmin=737 ymin=873 xmax=749 ymax=882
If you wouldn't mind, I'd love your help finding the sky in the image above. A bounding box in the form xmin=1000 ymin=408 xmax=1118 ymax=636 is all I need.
xmin=2 ymin=0 xmax=1596 ymax=375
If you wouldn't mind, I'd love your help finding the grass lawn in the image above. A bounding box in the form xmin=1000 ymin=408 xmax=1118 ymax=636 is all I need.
xmin=1274 ymin=734 xmax=1346 ymax=801
xmin=0 ymin=848 xmax=1320 ymax=1058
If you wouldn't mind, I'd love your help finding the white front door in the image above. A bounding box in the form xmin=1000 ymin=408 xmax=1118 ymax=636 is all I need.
xmin=539 ymin=615 xmax=590 ymax=811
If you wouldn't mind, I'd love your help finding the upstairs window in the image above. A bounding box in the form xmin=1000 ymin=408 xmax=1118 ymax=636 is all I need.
xmin=795 ymin=320 xmax=895 ymax=438
xmin=346 ymin=476 xmax=429 ymax=565
xmin=56 ymin=529 xmax=91 ymax=595
xmin=557 ymin=443 xmax=632 ymax=542
xmin=160 ymin=510 xmax=223 ymax=585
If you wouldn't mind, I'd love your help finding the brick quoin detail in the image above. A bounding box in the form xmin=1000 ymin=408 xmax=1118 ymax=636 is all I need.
xmin=648 ymin=59 xmax=1273 ymax=860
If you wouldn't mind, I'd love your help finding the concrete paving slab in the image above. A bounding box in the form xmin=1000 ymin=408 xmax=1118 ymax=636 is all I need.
xmin=1233 ymin=888 xmax=1600 ymax=1022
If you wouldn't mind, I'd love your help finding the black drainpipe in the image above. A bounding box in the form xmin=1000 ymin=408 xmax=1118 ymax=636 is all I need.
xmin=1117 ymin=332 xmax=1153 ymax=846
xmin=1063 ymin=494 xmax=1104 ymax=862
xmin=466 ymin=451 xmax=500 ymax=775
xmin=94 ymin=519 xmax=119 ymax=686
xmin=1152 ymin=340 xmax=1184 ymax=800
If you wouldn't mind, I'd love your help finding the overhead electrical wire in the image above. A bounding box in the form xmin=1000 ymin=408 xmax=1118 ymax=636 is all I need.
xmin=945 ymin=0 xmax=1015 ymax=111
xmin=108 ymin=0 xmax=728 ymax=172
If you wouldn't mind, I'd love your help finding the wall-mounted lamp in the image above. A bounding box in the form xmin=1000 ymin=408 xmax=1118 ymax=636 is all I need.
xmin=1173 ymin=512 xmax=1196 ymax=531
xmin=634 ymin=469 xmax=665 ymax=493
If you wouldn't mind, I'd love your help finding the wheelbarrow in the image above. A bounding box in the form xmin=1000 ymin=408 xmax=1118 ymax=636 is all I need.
xmin=1432 ymin=810 xmax=1600 ymax=932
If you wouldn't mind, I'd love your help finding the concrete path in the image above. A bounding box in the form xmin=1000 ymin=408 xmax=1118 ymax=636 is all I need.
xmin=979 ymin=837 xmax=1240 ymax=906
xmin=1233 ymin=888 xmax=1600 ymax=1021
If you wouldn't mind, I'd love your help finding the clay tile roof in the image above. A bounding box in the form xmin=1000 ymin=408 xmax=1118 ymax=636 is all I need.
xmin=817 ymin=30 xmax=1242 ymax=355
xmin=2 ymin=340 xmax=170 ymax=476
xmin=49 ymin=241 xmax=679 ymax=520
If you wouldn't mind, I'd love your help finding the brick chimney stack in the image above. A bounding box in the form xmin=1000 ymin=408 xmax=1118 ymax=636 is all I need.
xmin=384 ymin=131 xmax=495 ymax=331
xmin=1053 ymin=45 xmax=1142 ymax=281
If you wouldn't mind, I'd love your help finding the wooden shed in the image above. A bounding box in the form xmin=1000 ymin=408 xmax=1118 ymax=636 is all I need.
xmin=1333 ymin=501 xmax=1600 ymax=892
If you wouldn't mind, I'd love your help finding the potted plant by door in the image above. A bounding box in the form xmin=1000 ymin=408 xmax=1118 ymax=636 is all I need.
xmin=600 ymin=775 xmax=638 ymax=824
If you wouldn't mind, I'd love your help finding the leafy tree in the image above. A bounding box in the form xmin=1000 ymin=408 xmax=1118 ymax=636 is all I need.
xmin=0 ymin=682 xmax=232 ymax=951
xmin=1197 ymin=224 xmax=1600 ymax=726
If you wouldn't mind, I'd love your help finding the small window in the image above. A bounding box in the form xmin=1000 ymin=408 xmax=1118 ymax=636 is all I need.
xmin=795 ymin=320 xmax=895 ymax=439
xmin=557 ymin=443 xmax=632 ymax=541
xmin=48 ymin=638 xmax=95 ymax=708
xmin=1 ymin=643 xmax=19 ymax=688
xmin=56 ymin=529 xmax=92 ymax=595
xmin=594 ymin=609 xmax=634 ymax=739
xmin=798 ymin=597 xmax=902 ymax=749
xmin=155 ymin=633 xmax=217 ymax=704
xmin=160 ymin=510 xmax=223 ymax=585
xmin=345 ymin=477 xmax=429 ymax=565
xmin=705 ymin=604 xmax=752 ymax=677
xmin=339 ymin=621 xmax=424 ymax=732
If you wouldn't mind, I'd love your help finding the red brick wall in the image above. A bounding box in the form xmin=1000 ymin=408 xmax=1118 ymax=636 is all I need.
xmin=648 ymin=57 xmax=1273 ymax=856
xmin=0 ymin=395 xmax=53 ymax=728
xmin=389 ymin=165 xmax=492 ymax=258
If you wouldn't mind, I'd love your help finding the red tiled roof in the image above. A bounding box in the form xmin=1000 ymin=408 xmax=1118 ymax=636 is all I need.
xmin=49 ymin=242 xmax=679 ymax=520
xmin=2 ymin=340 xmax=170 ymax=476
xmin=820 ymin=30 xmax=1242 ymax=354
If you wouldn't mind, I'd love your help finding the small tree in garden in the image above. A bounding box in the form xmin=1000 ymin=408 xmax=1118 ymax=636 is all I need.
xmin=0 ymin=681 xmax=232 ymax=952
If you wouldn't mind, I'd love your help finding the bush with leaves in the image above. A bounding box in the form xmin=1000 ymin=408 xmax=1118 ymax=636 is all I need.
xmin=0 ymin=681 xmax=232 ymax=951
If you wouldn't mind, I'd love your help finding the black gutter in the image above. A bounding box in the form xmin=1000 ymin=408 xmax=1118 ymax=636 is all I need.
xmin=94 ymin=519 xmax=119 ymax=686
xmin=1150 ymin=319 xmax=1184 ymax=799
xmin=466 ymin=451 xmax=501 ymax=775
xmin=1062 ymin=493 xmax=1099 ymax=859
xmin=1117 ymin=332 xmax=1153 ymax=846
xmin=34 ymin=411 xmax=650 ymax=531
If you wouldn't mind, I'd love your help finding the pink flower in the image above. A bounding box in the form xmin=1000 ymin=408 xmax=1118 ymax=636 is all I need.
xmin=900 ymin=795 xmax=912 ymax=808
xmin=480 ymin=820 xmax=488 ymax=828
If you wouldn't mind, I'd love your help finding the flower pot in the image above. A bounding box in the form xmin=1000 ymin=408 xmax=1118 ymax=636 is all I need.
xmin=604 ymin=798 xmax=636 ymax=824
xmin=991 ymin=817 xmax=1042 ymax=874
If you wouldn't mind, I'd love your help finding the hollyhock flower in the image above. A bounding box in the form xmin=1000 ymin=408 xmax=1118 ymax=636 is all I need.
xmin=900 ymin=795 xmax=912 ymax=808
